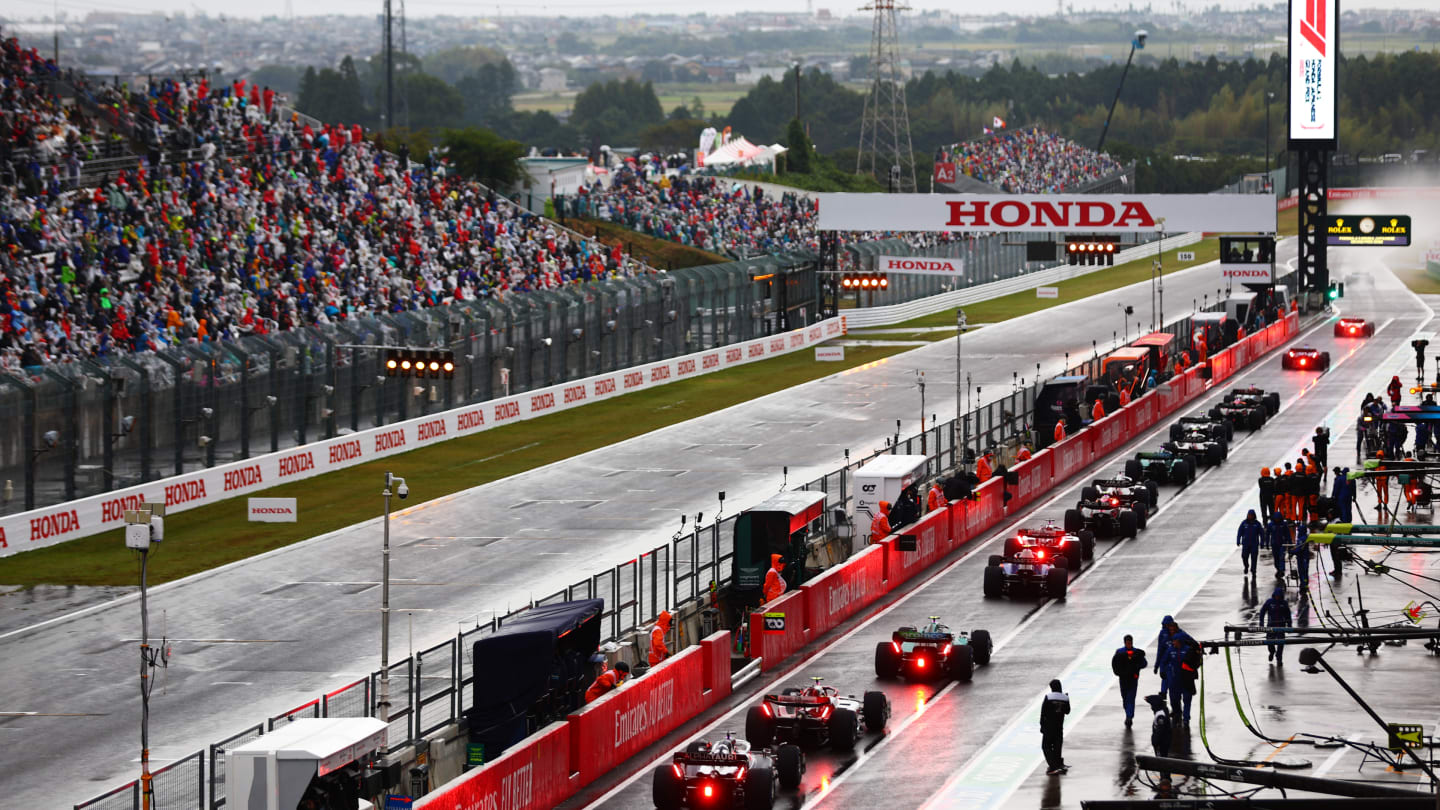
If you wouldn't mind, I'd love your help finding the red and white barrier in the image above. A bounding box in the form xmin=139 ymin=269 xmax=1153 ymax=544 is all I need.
xmin=0 ymin=317 xmax=846 ymax=558
xmin=414 ymin=720 xmax=575 ymax=810
xmin=566 ymin=645 xmax=710 ymax=785
xmin=748 ymin=589 xmax=808 ymax=672
xmin=803 ymin=545 xmax=884 ymax=638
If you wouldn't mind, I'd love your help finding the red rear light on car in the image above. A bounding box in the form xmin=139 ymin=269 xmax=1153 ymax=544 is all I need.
xmin=820 ymin=704 xmax=834 ymax=719
xmin=1036 ymin=549 xmax=1046 ymax=560
xmin=1349 ymin=327 xmax=1357 ymax=334
xmin=916 ymin=657 xmax=927 ymax=669
xmin=892 ymin=641 xmax=901 ymax=654
xmin=673 ymin=763 xmax=685 ymax=779
xmin=1288 ymin=350 xmax=1295 ymax=357
xmin=703 ymin=783 xmax=715 ymax=799
xmin=942 ymin=643 xmax=952 ymax=656
xmin=1300 ymin=358 xmax=1307 ymax=366
xmin=760 ymin=702 xmax=772 ymax=718
xmin=736 ymin=766 xmax=746 ymax=782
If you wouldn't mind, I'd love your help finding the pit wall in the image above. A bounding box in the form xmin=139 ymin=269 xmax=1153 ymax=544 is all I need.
xmin=414 ymin=313 xmax=1297 ymax=808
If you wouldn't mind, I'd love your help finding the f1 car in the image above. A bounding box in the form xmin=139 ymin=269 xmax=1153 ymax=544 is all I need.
xmin=652 ymin=733 xmax=804 ymax=809
xmin=746 ymin=678 xmax=889 ymax=751
xmin=1335 ymin=317 xmax=1375 ymax=338
xmin=1003 ymin=519 xmax=1095 ymax=569
xmin=1162 ymin=429 xmax=1228 ymax=467
xmin=1065 ymin=492 xmax=1143 ymax=537
xmin=874 ymin=617 xmax=993 ymax=682
xmin=1209 ymin=399 xmax=1267 ymax=431
xmin=1281 ymin=346 xmax=1332 ymax=371
xmin=1169 ymin=415 xmax=1234 ymax=443
xmin=983 ymin=546 xmax=1069 ymax=600
xmin=1229 ymin=387 xmax=1281 ymax=415
xmin=1125 ymin=451 xmax=1196 ymax=487
xmin=1083 ymin=476 xmax=1159 ymax=514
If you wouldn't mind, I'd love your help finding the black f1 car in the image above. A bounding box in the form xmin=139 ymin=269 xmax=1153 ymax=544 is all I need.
xmin=1281 ymin=346 xmax=1331 ymax=371
xmin=1169 ymin=415 xmax=1234 ymax=443
xmin=746 ymin=678 xmax=889 ymax=751
xmin=1125 ymin=451 xmax=1196 ymax=487
xmin=874 ymin=617 xmax=993 ymax=682
xmin=1004 ymin=519 xmax=1096 ymax=568
xmin=652 ymin=734 xmax=804 ymax=809
xmin=983 ymin=546 xmax=1069 ymax=600
xmin=1065 ymin=493 xmax=1142 ymax=537
xmin=1084 ymin=476 xmax=1159 ymax=512
xmin=1335 ymin=317 xmax=1374 ymax=338
xmin=1162 ymin=429 xmax=1228 ymax=467
xmin=1229 ymin=386 xmax=1281 ymax=415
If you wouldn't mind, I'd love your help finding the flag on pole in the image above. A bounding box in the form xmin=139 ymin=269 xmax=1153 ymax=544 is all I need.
xmin=992 ymin=116 xmax=1006 ymax=129
xmin=983 ymin=127 xmax=992 ymax=135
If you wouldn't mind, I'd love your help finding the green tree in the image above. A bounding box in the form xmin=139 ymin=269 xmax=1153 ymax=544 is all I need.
xmin=785 ymin=118 xmax=814 ymax=174
xmin=571 ymin=79 xmax=665 ymax=144
xmin=455 ymin=61 xmax=517 ymax=128
xmin=440 ymin=128 xmax=526 ymax=189
xmin=424 ymin=45 xmax=507 ymax=85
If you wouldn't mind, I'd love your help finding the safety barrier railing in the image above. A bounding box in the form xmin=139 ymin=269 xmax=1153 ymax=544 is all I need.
xmin=75 ymin=280 xmax=1287 ymax=807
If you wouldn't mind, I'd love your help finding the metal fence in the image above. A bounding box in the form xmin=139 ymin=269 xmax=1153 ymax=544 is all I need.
xmin=74 ymin=282 xmax=1264 ymax=808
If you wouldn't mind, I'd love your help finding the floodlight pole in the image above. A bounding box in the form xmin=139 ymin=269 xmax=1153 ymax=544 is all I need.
xmin=955 ymin=309 xmax=966 ymax=460
xmin=125 ymin=504 xmax=166 ymax=810
xmin=379 ymin=472 xmax=402 ymax=724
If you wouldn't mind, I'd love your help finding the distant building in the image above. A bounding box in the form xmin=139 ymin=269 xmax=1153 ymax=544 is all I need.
xmin=735 ymin=65 xmax=789 ymax=85
xmin=538 ymin=67 xmax=568 ymax=92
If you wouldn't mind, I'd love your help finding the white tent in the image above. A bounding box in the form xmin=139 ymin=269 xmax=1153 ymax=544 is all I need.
xmin=227 ymin=718 xmax=387 ymax=810
xmin=703 ymin=137 xmax=789 ymax=168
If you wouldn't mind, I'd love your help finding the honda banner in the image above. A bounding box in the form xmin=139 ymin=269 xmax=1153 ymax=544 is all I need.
xmin=816 ymin=193 xmax=1276 ymax=234
xmin=878 ymin=255 xmax=965 ymax=277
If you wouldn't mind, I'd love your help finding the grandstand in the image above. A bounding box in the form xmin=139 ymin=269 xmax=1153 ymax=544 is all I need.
xmin=935 ymin=125 xmax=1135 ymax=195
xmin=1 ymin=32 xmax=650 ymax=372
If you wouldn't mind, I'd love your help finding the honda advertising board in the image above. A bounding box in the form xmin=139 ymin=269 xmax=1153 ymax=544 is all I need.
xmin=816 ymin=193 xmax=1276 ymax=234
xmin=877 ymin=255 xmax=965 ymax=277
xmin=1288 ymin=0 xmax=1338 ymax=147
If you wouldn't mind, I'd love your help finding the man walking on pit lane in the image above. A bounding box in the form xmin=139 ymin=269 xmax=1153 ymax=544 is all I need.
xmin=1258 ymin=586 xmax=1291 ymax=666
xmin=1040 ymin=678 xmax=1071 ymax=775
xmin=1266 ymin=512 xmax=1290 ymax=579
xmin=1237 ymin=509 xmax=1263 ymax=576
xmin=1153 ymin=615 xmax=1180 ymax=695
xmin=1111 ymin=635 xmax=1148 ymax=727
xmin=1166 ymin=633 xmax=1201 ymax=725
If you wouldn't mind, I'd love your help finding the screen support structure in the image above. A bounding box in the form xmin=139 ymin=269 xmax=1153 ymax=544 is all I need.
xmin=820 ymin=231 xmax=841 ymax=318
xmin=1295 ymin=146 xmax=1330 ymax=312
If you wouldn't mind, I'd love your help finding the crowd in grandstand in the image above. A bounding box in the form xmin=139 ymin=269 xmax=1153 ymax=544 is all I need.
xmin=939 ymin=126 xmax=1124 ymax=195
xmin=0 ymin=35 xmax=641 ymax=367
xmin=563 ymin=170 xmax=821 ymax=257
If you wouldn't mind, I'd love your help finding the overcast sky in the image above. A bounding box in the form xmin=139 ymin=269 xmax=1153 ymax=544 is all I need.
xmin=3 ymin=0 xmax=1435 ymax=21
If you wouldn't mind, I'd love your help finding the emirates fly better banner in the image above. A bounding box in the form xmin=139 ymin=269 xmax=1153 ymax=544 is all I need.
xmin=815 ymin=193 xmax=1277 ymax=234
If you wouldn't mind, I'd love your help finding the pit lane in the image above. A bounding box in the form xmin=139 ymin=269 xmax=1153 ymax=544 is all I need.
xmin=577 ymin=255 xmax=1428 ymax=810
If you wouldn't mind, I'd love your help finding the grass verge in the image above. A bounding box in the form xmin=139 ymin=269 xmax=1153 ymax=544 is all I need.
xmin=886 ymin=236 xmax=1225 ymax=331
xmin=0 ymin=345 xmax=906 ymax=588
